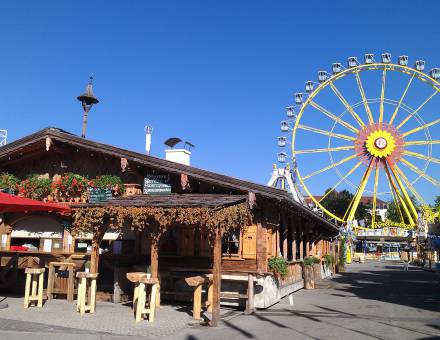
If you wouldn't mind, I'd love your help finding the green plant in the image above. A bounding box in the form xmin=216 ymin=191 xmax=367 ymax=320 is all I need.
xmin=324 ymin=254 xmax=335 ymax=267
xmin=339 ymin=237 xmax=347 ymax=268
xmin=0 ymin=172 xmax=19 ymax=193
xmin=18 ymin=175 xmax=52 ymax=200
xmin=146 ymin=265 xmax=151 ymax=274
xmin=303 ymin=256 xmax=320 ymax=266
xmin=89 ymin=175 xmax=125 ymax=196
xmin=268 ymin=256 xmax=289 ymax=279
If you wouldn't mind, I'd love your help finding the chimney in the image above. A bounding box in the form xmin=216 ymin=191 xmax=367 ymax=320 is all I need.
xmin=145 ymin=126 xmax=152 ymax=155
xmin=164 ymin=138 xmax=194 ymax=166
xmin=165 ymin=148 xmax=191 ymax=165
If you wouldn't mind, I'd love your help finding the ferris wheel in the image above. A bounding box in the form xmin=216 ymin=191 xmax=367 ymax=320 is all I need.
xmin=278 ymin=53 xmax=440 ymax=228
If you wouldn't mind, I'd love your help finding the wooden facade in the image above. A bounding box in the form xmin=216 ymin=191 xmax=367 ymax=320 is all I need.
xmin=0 ymin=127 xmax=338 ymax=323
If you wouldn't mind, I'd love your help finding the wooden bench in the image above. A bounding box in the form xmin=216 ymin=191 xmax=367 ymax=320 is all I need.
xmin=47 ymin=262 xmax=76 ymax=302
xmin=184 ymin=273 xmax=256 ymax=320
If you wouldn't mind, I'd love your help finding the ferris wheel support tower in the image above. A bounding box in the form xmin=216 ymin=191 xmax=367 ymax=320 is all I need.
xmin=267 ymin=163 xmax=305 ymax=204
xmin=0 ymin=130 xmax=7 ymax=146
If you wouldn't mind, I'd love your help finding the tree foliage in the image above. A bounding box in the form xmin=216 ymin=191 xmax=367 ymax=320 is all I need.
xmin=320 ymin=189 xmax=369 ymax=222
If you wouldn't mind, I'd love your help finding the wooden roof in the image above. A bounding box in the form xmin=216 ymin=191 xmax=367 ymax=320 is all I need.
xmin=0 ymin=127 xmax=338 ymax=232
xmin=72 ymin=194 xmax=247 ymax=209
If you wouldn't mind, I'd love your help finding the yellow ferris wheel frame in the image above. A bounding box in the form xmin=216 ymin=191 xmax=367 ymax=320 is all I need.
xmin=292 ymin=62 xmax=440 ymax=226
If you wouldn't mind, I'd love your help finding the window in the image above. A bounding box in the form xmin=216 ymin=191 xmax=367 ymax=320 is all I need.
xmin=222 ymin=229 xmax=240 ymax=256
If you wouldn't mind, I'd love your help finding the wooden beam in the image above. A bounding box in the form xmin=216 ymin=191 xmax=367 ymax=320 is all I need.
xmin=210 ymin=226 xmax=222 ymax=327
xmin=256 ymin=220 xmax=268 ymax=273
xmin=290 ymin=217 xmax=297 ymax=261
xmin=299 ymin=223 xmax=304 ymax=260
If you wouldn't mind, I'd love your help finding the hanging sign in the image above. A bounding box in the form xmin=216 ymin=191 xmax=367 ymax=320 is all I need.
xmin=88 ymin=187 xmax=113 ymax=203
xmin=143 ymin=174 xmax=172 ymax=195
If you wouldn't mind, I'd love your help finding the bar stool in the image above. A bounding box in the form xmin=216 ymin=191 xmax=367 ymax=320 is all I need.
xmin=126 ymin=272 xmax=147 ymax=310
xmin=76 ymin=272 xmax=99 ymax=315
xmin=24 ymin=268 xmax=46 ymax=308
xmin=47 ymin=262 xmax=76 ymax=302
xmin=135 ymin=277 xmax=159 ymax=322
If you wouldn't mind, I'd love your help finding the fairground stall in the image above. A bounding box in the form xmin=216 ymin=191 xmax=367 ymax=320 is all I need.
xmin=0 ymin=127 xmax=338 ymax=324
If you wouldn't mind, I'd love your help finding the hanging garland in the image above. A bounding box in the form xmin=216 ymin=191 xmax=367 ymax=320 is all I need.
xmin=72 ymin=202 xmax=252 ymax=240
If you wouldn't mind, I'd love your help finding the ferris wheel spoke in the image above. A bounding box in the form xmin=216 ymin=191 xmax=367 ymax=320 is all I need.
xmin=394 ymin=164 xmax=426 ymax=204
xmin=345 ymin=160 xmax=373 ymax=222
xmin=297 ymin=124 xmax=356 ymax=141
xmin=379 ymin=68 xmax=387 ymax=124
xmin=294 ymin=145 xmax=354 ymax=155
xmin=354 ymin=72 xmax=374 ymax=124
xmin=318 ymin=161 xmax=363 ymax=203
xmin=371 ymin=164 xmax=380 ymax=228
xmin=396 ymin=91 xmax=438 ymax=130
xmin=400 ymin=158 xmax=440 ymax=187
xmin=402 ymin=118 xmax=440 ymax=137
xmin=388 ymin=162 xmax=419 ymax=221
xmin=384 ymin=162 xmax=415 ymax=225
xmin=402 ymin=150 xmax=440 ymax=164
xmin=302 ymin=154 xmax=357 ymax=180
xmin=329 ymin=83 xmax=366 ymax=128
xmin=389 ymin=74 xmax=415 ymax=125
xmin=404 ymin=140 xmax=440 ymax=146
xmin=309 ymin=101 xmax=359 ymax=133
xmin=387 ymin=175 xmax=405 ymax=224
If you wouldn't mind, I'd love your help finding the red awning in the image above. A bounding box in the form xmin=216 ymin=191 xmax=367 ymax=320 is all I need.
xmin=0 ymin=192 xmax=71 ymax=214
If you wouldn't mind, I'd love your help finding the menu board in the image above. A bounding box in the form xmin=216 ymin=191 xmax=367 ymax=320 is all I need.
xmin=88 ymin=187 xmax=113 ymax=203
xmin=143 ymin=174 xmax=172 ymax=195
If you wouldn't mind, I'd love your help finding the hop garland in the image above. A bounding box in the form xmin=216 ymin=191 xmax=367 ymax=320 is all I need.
xmin=72 ymin=203 xmax=252 ymax=240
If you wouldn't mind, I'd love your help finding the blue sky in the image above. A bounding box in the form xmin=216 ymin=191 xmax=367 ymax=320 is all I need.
xmin=0 ymin=1 xmax=439 ymax=202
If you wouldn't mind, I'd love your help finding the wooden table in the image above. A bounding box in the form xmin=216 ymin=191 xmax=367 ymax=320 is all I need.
xmin=76 ymin=272 xmax=99 ymax=315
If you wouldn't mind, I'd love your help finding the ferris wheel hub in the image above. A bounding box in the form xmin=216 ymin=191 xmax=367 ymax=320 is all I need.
xmin=374 ymin=137 xmax=387 ymax=149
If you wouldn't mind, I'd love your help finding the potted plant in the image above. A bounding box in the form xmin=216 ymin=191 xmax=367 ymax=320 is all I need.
xmin=323 ymin=254 xmax=335 ymax=275
xmin=268 ymin=256 xmax=288 ymax=280
xmin=84 ymin=260 xmax=91 ymax=273
xmin=90 ymin=175 xmax=125 ymax=197
xmin=0 ymin=172 xmax=19 ymax=194
xmin=146 ymin=265 xmax=152 ymax=279
xmin=303 ymin=256 xmax=319 ymax=289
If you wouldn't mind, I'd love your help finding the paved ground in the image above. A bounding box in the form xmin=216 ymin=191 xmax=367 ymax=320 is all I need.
xmin=0 ymin=261 xmax=439 ymax=339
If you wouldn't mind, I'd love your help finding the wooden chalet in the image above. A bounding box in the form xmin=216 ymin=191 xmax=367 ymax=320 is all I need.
xmin=0 ymin=127 xmax=338 ymax=323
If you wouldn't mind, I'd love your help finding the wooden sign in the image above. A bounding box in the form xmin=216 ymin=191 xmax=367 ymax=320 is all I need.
xmin=88 ymin=187 xmax=112 ymax=203
xmin=143 ymin=174 xmax=171 ymax=195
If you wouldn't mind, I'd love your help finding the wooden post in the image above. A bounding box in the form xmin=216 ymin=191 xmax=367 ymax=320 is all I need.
xmin=299 ymin=224 xmax=304 ymax=260
xmin=290 ymin=218 xmax=297 ymax=261
xmin=210 ymin=226 xmax=221 ymax=327
xmin=67 ymin=265 xmax=74 ymax=302
xmin=245 ymin=273 xmax=254 ymax=315
xmin=150 ymin=237 xmax=160 ymax=307
xmin=256 ymin=221 xmax=268 ymax=273
xmin=47 ymin=264 xmax=55 ymax=300
xmin=193 ymin=284 xmax=202 ymax=320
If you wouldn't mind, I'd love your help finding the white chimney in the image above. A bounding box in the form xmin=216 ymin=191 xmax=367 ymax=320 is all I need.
xmin=165 ymin=149 xmax=191 ymax=165
xmin=145 ymin=126 xmax=152 ymax=155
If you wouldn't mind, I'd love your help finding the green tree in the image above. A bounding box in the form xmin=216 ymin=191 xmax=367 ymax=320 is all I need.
xmin=321 ymin=189 xmax=369 ymax=222
xmin=386 ymin=195 xmax=419 ymax=224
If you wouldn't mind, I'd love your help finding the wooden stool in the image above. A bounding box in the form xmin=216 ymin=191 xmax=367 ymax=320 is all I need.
xmin=76 ymin=272 xmax=99 ymax=315
xmin=185 ymin=275 xmax=210 ymax=320
xmin=47 ymin=262 xmax=76 ymax=302
xmin=126 ymin=272 xmax=147 ymax=310
xmin=135 ymin=277 xmax=159 ymax=322
xmin=24 ymin=268 xmax=45 ymax=308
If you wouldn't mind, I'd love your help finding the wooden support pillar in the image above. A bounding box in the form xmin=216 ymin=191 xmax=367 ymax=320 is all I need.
xmin=291 ymin=218 xmax=297 ymax=261
xmin=91 ymin=237 xmax=101 ymax=274
xmin=299 ymin=224 xmax=304 ymax=260
xmin=151 ymin=239 xmax=159 ymax=279
xmin=210 ymin=226 xmax=222 ymax=327
xmin=281 ymin=214 xmax=288 ymax=260
xmin=256 ymin=221 xmax=268 ymax=273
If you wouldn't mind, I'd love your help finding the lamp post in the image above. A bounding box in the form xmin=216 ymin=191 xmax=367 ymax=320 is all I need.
xmin=77 ymin=75 xmax=99 ymax=138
